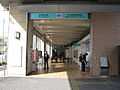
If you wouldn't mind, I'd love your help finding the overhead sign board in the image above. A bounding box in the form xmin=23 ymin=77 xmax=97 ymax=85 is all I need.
xmin=56 ymin=50 xmax=63 ymax=52
xmin=62 ymin=13 xmax=88 ymax=19
xmin=74 ymin=43 xmax=81 ymax=46
xmin=29 ymin=13 xmax=88 ymax=19
xmin=29 ymin=13 xmax=57 ymax=19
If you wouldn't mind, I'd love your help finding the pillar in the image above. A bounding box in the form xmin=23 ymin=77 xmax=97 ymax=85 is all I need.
xmin=26 ymin=20 xmax=33 ymax=74
xmin=7 ymin=3 xmax=27 ymax=76
xmin=44 ymin=35 xmax=46 ymax=54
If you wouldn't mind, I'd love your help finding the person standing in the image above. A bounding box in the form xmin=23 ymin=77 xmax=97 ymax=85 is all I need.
xmin=55 ymin=51 xmax=58 ymax=63
xmin=44 ymin=51 xmax=49 ymax=70
xmin=79 ymin=54 xmax=83 ymax=62
xmin=82 ymin=53 xmax=88 ymax=72
xmin=60 ymin=53 xmax=62 ymax=62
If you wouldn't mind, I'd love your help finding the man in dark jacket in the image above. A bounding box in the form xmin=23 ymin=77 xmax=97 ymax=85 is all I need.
xmin=82 ymin=53 xmax=88 ymax=72
xmin=44 ymin=51 xmax=49 ymax=70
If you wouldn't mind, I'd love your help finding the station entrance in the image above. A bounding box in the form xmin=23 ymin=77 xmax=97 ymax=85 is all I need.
xmin=26 ymin=13 xmax=91 ymax=78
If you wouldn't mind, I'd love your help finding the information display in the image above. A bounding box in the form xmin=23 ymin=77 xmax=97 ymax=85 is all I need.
xmin=100 ymin=56 xmax=108 ymax=67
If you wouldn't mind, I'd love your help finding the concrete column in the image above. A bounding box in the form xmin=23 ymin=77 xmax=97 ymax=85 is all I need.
xmin=26 ymin=20 xmax=33 ymax=74
xmin=36 ymin=36 xmax=37 ymax=49
xmin=44 ymin=35 xmax=46 ymax=54
xmin=40 ymin=38 xmax=41 ymax=51
xmin=7 ymin=3 xmax=27 ymax=76
xmin=50 ymin=44 xmax=53 ymax=57
xmin=91 ymin=12 xmax=120 ymax=76
xmin=49 ymin=45 xmax=51 ymax=56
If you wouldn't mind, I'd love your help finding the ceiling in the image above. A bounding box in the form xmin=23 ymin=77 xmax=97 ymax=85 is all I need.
xmin=0 ymin=0 xmax=120 ymax=8
xmin=1 ymin=0 xmax=120 ymax=4
xmin=32 ymin=19 xmax=90 ymax=45
xmin=0 ymin=0 xmax=119 ymax=46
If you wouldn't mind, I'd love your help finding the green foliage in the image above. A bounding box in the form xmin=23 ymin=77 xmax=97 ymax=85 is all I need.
xmin=0 ymin=62 xmax=2 ymax=66
xmin=0 ymin=62 xmax=7 ymax=66
xmin=2 ymin=61 xmax=7 ymax=65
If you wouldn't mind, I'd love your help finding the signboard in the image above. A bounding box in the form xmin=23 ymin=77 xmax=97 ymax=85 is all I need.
xmin=62 ymin=13 xmax=88 ymax=19
xmin=29 ymin=13 xmax=88 ymax=19
xmin=74 ymin=43 xmax=81 ymax=46
xmin=29 ymin=13 xmax=56 ymax=19
xmin=100 ymin=56 xmax=108 ymax=67
xmin=56 ymin=50 xmax=63 ymax=52
xmin=64 ymin=47 xmax=69 ymax=49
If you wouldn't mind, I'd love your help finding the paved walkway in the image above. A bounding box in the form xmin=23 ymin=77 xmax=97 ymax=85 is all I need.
xmin=70 ymin=77 xmax=120 ymax=90
xmin=0 ymin=77 xmax=72 ymax=90
xmin=28 ymin=61 xmax=91 ymax=78
xmin=0 ymin=61 xmax=120 ymax=90
xmin=0 ymin=77 xmax=120 ymax=90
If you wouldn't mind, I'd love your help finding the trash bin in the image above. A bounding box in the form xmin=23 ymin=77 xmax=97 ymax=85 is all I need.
xmin=100 ymin=56 xmax=109 ymax=75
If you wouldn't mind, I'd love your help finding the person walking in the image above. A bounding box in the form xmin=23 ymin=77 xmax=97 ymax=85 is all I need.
xmin=82 ymin=53 xmax=88 ymax=72
xmin=44 ymin=51 xmax=49 ymax=70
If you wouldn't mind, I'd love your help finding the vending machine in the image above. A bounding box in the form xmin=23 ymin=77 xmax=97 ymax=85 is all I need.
xmin=32 ymin=48 xmax=38 ymax=71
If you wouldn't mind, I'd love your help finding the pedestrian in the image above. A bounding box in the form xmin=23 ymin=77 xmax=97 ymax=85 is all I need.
xmin=81 ymin=53 xmax=88 ymax=72
xmin=60 ymin=53 xmax=62 ymax=61
xmin=44 ymin=51 xmax=50 ymax=70
xmin=55 ymin=51 xmax=58 ymax=63
xmin=79 ymin=54 xmax=83 ymax=62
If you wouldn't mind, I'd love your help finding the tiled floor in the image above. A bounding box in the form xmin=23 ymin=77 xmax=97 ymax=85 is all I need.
xmin=27 ymin=60 xmax=93 ymax=90
xmin=27 ymin=60 xmax=120 ymax=90
xmin=28 ymin=60 xmax=91 ymax=79
xmin=0 ymin=60 xmax=120 ymax=90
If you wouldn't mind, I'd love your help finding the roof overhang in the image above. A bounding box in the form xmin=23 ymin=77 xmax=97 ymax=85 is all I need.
xmin=18 ymin=4 xmax=120 ymax=13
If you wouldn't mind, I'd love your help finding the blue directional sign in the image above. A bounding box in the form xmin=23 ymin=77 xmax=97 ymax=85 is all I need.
xmin=74 ymin=43 xmax=81 ymax=46
xmin=62 ymin=13 xmax=88 ymax=19
xmin=29 ymin=13 xmax=88 ymax=19
xmin=29 ymin=13 xmax=57 ymax=19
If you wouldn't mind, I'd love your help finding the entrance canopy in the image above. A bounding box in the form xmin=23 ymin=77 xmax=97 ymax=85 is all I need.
xmin=1 ymin=0 xmax=120 ymax=4
xmin=1 ymin=0 xmax=120 ymax=9
xmin=30 ymin=13 xmax=90 ymax=46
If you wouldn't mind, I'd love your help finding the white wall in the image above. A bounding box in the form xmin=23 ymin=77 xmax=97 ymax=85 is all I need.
xmin=72 ymin=34 xmax=90 ymax=67
xmin=33 ymin=35 xmax=36 ymax=50
xmin=73 ymin=46 xmax=81 ymax=65
xmin=41 ymin=39 xmax=44 ymax=56
xmin=37 ymin=37 xmax=41 ymax=51
xmin=7 ymin=3 xmax=27 ymax=77
xmin=65 ymin=46 xmax=72 ymax=58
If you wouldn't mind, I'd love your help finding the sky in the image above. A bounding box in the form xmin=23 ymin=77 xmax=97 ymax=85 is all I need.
xmin=0 ymin=4 xmax=9 ymax=38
